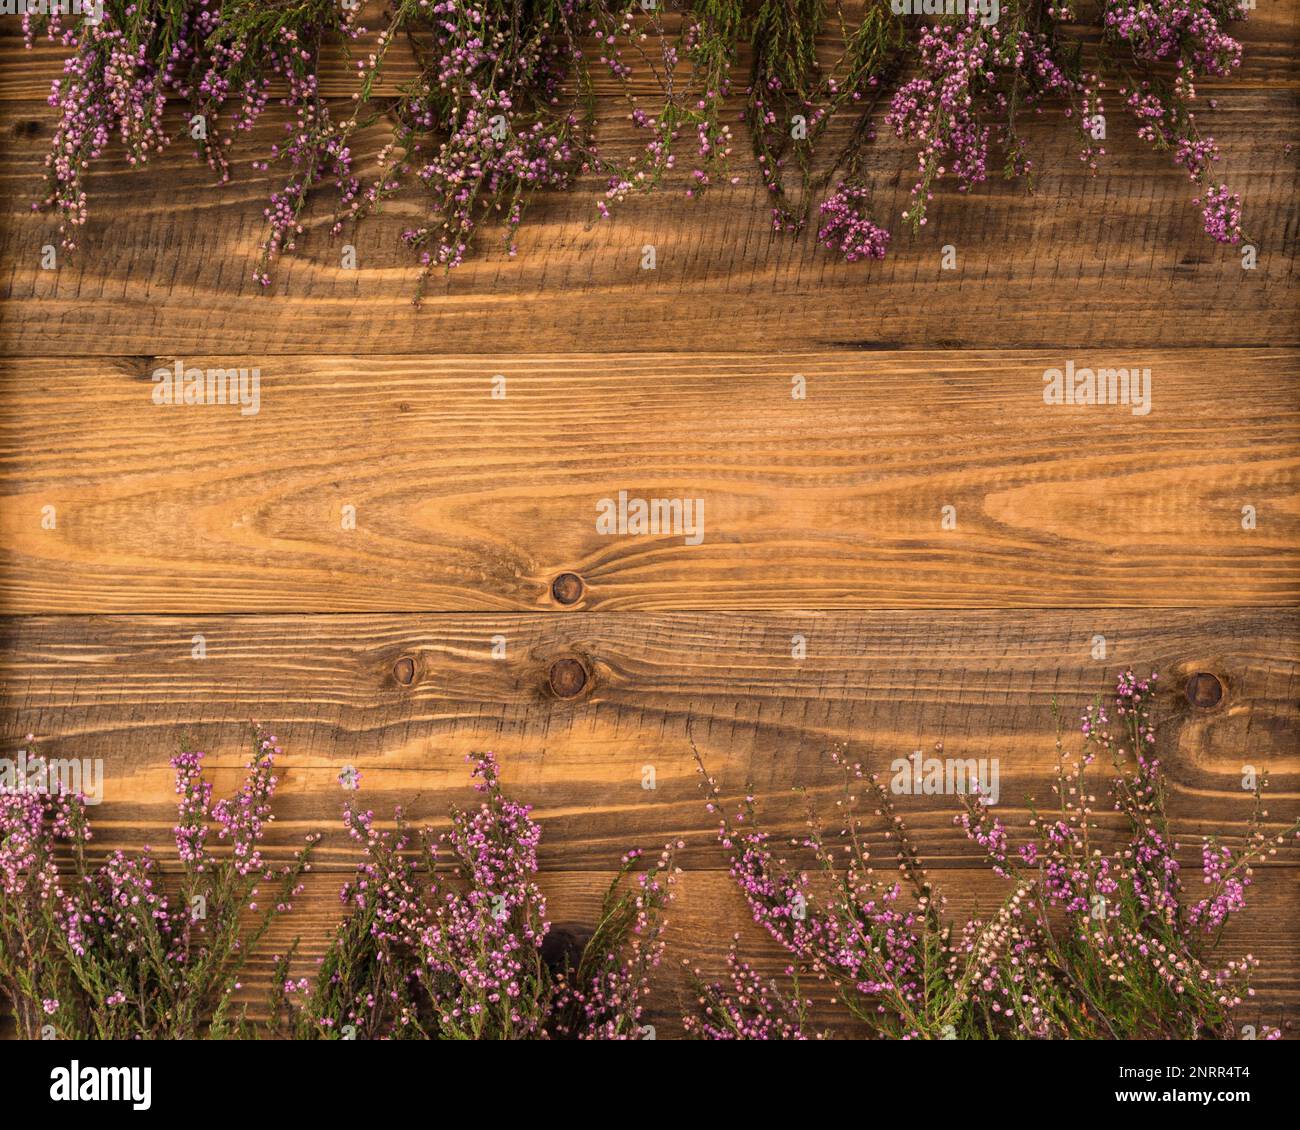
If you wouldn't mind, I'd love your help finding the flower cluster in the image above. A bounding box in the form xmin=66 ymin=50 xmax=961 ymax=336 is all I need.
xmin=817 ymin=181 xmax=890 ymax=261
xmin=26 ymin=1 xmax=1258 ymax=281
xmin=275 ymin=751 xmax=679 ymax=1039
xmin=683 ymin=938 xmax=824 ymax=1039
xmin=745 ymin=0 xmax=904 ymax=235
xmin=337 ymin=0 xmax=621 ymax=299
xmin=1104 ymin=0 xmax=1250 ymax=243
xmin=886 ymin=5 xmax=1103 ymax=232
xmin=4 ymin=738 xmax=677 ymax=1040
xmin=0 ymin=739 xmax=87 ymax=1038
xmin=599 ymin=0 xmax=742 ymax=218
xmin=689 ymin=670 xmax=1298 ymax=1039
xmin=0 ymin=729 xmax=312 ymax=1039
xmin=26 ymin=0 xmax=360 ymax=274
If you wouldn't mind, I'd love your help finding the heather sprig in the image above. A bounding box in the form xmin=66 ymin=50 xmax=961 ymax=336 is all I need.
xmin=886 ymin=3 xmax=1103 ymax=233
xmin=548 ymin=844 xmax=680 ymax=1039
xmin=212 ymin=0 xmax=365 ymax=287
xmin=693 ymin=738 xmax=1016 ymax=1038
xmin=272 ymin=791 xmax=431 ymax=1039
xmin=0 ymin=738 xmax=87 ymax=1039
xmin=1103 ymin=0 xmax=1252 ymax=243
xmin=27 ymin=0 xmax=221 ymax=251
xmin=748 ymin=0 xmax=906 ymax=236
xmin=0 ymin=729 xmax=315 ymax=1040
xmin=336 ymin=0 xmax=615 ymax=300
xmin=691 ymin=670 xmax=1298 ymax=1039
xmin=591 ymin=0 xmax=744 ymax=223
xmin=281 ymin=751 xmax=678 ymax=1039
xmin=611 ymin=1 xmax=906 ymax=245
xmin=683 ymin=937 xmax=826 ymax=1039
xmin=26 ymin=0 xmax=361 ymax=269
xmin=957 ymin=670 xmax=1299 ymax=1039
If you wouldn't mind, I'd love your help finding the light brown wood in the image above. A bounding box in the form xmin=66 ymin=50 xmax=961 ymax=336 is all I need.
xmin=1 ymin=351 xmax=1295 ymax=612
xmin=1 ymin=4 xmax=1297 ymax=1040
xmin=3 ymin=609 xmax=1297 ymax=1033
xmin=1 ymin=610 xmax=1295 ymax=869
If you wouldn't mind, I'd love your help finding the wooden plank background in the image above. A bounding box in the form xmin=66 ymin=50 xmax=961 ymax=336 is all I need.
xmin=0 ymin=3 xmax=1297 ymax=1038
xmin=2 ymin=351 xmax=1294 ymax=612
xmin=1 ymin=4 xmax=1298 ymax=353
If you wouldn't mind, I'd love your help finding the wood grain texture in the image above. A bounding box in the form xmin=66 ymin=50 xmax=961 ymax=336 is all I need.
xmin=2 ymin=351 xmax=1295 ymax=612
xmin=0 ymin=86 xmax=1294 ymax=352
xmin=2 ymin=4 xmax=1298 ymax=1039
xmin=1 ymin=610 xmax=1295 ymax=869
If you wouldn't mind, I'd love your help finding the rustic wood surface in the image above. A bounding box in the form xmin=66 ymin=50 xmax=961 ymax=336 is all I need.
xmin=0 ymin=4 xmax=1296 ymax=1038
xmin=1 ymin=351 xmax=1296 ymax=611
xmin=1 ymin=4 xmax=1297 ymax=353
xmin=1 ymin=611 xmax=1296 ymax=1031
xmin=2 ymin=611 xmax=1297 ymax=867
xmin=2 ymin=93 xmax=1294 ymax=352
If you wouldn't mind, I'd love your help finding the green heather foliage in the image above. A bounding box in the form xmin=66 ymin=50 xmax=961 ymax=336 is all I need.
xmin=269 ymin=753 xmax=678 ymax=1039
xmin=690 ymin=671 xmax=1299 ymax=1039
xmin=0 ymin=730 xmax=313 ymax=1039
xmin=2 ymin=673 xmax=1294 ymax=1038
xmin=27 ymin=0 xmax=1254 ymax=293
xmin=0 ymin=740 xmax=675 ymax=1040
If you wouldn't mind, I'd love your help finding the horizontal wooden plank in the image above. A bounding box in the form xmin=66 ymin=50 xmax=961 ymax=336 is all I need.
xmin=1 ymin=352 xmax=1295 ymax=611
xmin=1 ymin=610 xmax=1295 ymax=871
xmin=1 ymin=86 xmax=1295 ymax=352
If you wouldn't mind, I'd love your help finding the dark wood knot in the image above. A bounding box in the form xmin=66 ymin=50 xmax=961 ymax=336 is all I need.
xmin=548 ymin=658 xmax=588 ymax=698
xmin=1185 ymin=672 xmax=1222 ymax=709
xmin=551 ymin=572 xmax=584 ymax=605
xmin=393 ymin=656 xmax=416 ymax=686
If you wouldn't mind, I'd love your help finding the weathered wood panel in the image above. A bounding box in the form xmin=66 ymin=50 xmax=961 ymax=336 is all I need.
xmin=1 ymin=351 xmax=1295 ymax=612
xmin=3 ymin=610 xmax=1297 ymax=1032
xmin=0 ymin=89 xmax=1294 ymax=352
xmin=1 ymin=611 xmax=1295 ymax=869
xmin=1 ymin=5 xmax=1297 ymax=1041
